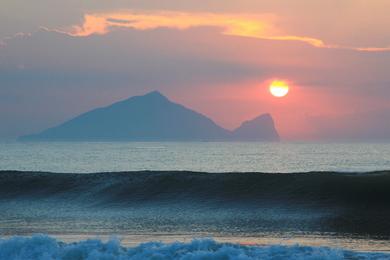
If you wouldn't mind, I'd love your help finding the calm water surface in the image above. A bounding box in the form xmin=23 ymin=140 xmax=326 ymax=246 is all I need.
xmin=0 ymin=141 xmax=389 ymax=173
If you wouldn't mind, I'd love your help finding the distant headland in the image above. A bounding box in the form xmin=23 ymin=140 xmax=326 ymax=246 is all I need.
xmin=19 ymin=91 xmax=279 ymax=141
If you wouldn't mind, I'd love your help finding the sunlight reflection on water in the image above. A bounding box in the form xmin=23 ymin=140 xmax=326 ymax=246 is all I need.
xmin=0 ymin=141 xmax=389 ymax=173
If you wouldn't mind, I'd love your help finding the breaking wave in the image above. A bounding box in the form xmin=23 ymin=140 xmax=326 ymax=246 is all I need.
xmin=0 ymin=235 xmax=389 ymax=260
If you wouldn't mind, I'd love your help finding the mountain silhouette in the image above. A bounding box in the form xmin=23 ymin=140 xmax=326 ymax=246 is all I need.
xmin=232 ymin=114 xmax=280 ymax=141
xmin=20 ymin=91 xmax=279 ymax=141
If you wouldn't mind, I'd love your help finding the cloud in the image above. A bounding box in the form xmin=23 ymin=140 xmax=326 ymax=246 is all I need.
xmin=51 ymin=10 xmax=390 ymax=52
xmin=1 ymin=11 xmax=390 ymax=140
xmin=0 ymin=32 xmax=32 ymax=48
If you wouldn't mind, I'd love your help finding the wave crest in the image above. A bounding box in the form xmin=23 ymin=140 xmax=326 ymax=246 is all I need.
xmin=1 ymin=171 xmax=390 ymax=204
xmin=1 ymin=171 xmax=390 ymax=236
xmin=1 ymin=235 xmax=388 ymax=260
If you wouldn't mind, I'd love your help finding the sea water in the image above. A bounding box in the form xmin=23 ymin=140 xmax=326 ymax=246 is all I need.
xmin=1 ymin=141 xmax=390 ymax=258
xmin=0 ymin=141 xmax=389 ymax=173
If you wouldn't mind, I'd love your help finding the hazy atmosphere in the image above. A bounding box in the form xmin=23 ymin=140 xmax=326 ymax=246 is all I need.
xmin=1 ymin=2 xmax=390 ymax=259
xmin=1 ymin=0 xmax=390 ymax=140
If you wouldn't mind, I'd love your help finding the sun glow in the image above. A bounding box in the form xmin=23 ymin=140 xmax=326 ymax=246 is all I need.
xmin=269 ymin=80 xmax=289 ymax=97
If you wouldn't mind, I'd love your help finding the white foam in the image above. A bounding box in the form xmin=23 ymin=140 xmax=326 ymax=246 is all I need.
xmin=0 ymin=235 xmax=388 ymax=259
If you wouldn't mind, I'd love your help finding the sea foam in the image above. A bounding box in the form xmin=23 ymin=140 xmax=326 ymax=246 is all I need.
xmin=0 ymin=235 xmax=389 ymax=260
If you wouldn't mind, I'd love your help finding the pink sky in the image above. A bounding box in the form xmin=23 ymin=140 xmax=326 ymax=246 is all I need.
xmin=0 ymin=1 xmax=389 ymax=140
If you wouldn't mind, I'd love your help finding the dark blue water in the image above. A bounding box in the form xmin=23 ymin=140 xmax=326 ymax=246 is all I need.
xmin=0 ymin=142 xmax=390 ymax=257
xmin=0 ymin=170 xmax=390 ymax=253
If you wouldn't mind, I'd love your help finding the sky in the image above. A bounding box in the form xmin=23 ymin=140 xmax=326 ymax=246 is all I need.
xmin=1 ymin=0 xmax=390 ymax=140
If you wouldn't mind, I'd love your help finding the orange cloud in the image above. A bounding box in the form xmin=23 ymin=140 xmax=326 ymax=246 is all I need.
xmin=56 ymin=10 xmax=390 ymax=52
xmin=68 ymin=12 xmax=276 ymax=37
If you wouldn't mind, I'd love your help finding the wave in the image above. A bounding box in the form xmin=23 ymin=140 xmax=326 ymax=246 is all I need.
xmin=0 ymin=235 xmax=388 ymax=260
xmin=1 ymin=171 xmax=390 ymax=236
xmin=0 ymin=170 xmax=389 ymax=206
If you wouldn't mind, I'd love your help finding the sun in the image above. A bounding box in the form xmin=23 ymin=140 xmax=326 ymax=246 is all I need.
xmin=269 ymin=80 xmax=289 ymax=97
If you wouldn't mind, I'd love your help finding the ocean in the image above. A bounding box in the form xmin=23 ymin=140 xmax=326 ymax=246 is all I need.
xmin=0 ymin=141 xmax=390 ymax=259
xmin=1 ymin=141 xmax=389 ymax=173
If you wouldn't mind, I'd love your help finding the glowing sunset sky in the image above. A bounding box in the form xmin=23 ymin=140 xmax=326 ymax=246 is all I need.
xmin=1 ymin=0 xmax=390 ymax=140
